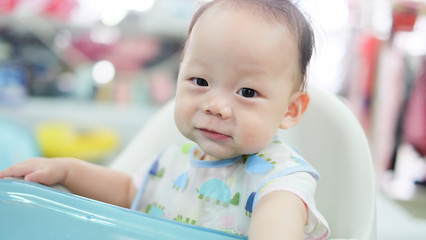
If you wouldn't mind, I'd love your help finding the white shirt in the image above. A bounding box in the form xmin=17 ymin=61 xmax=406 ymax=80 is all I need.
xmin=132 ymin=137 xmax=329 ymax=239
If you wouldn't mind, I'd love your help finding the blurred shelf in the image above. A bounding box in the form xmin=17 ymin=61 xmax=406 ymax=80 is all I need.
xmin=0 ymin=97 xmax=161 ymax=146
xmin=0 ymin=0 xmax=194 ymax=39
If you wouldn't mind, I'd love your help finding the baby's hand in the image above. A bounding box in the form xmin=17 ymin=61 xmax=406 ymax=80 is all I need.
xmin=0 ymin=157 xmax=70 ymax=186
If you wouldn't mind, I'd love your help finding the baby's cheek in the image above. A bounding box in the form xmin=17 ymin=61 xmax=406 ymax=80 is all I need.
xmin=175 ymin=118 xmax=190 ymax=137
xmin=240 ymin=130 xmax=273 ymax=154
xmin=174 ymin=104 xmax=188 ymax=126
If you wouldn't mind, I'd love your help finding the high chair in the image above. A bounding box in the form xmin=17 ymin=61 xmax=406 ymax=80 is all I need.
xmin=111 ymin=86 xmax=377 ymax=240
xmin=0 ymin=86 xmax=375 ymax=239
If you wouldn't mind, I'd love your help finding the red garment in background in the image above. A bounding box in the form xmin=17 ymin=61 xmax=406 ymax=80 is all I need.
xmin=350 ymin=34 xmax=382 ymax=134
xmin=43 ymin=0 xmax=78 ymax=21
xmin=403 ymin=57 xmax=426 ymax=156
xmin=0 ymin=0 xmax=17 ymax=12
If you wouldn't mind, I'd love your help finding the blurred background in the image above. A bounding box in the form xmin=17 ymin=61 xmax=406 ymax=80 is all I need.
xmin=0 ymin=0 xmax=425 ymax=239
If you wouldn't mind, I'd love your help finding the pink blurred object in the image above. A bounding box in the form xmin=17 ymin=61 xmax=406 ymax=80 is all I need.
xmin=43 ymin=0 xmax=78 ymax=21
xmin=71 ymin=36 xmax=160 ymax=72
xmin=150 ymin=73 xmax=175 ymax=104
xmin=403 ymin=57 xmax=426 ymax=156
xmin=0 ymin=0 xmax=17 ymax=12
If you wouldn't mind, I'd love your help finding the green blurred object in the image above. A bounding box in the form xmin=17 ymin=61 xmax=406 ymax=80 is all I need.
xmin=0 ymin=118 xmax=40 ymax=171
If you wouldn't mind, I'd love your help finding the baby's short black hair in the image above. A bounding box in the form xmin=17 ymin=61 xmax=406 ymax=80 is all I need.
xmin=186 ymin=0 xmax=315 ymax=90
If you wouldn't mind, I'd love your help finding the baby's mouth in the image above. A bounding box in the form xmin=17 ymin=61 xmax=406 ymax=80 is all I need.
xmin=198 ymin=128 xmax=231 ymax=141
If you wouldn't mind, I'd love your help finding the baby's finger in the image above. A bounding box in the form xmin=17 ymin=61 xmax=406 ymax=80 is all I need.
xmin=0 ymin=162 xmax=38 ymax=179
xmin=0 ymin=166 xmax=21 ymax=178
xmin=0 ymin=169 xmax=10 ymax=178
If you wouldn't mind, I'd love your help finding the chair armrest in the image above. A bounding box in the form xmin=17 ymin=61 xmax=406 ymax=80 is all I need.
xmin=4 ymin=177 xmax=71 ymax=193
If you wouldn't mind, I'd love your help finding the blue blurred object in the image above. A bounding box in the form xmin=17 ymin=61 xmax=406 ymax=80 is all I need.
xmin=0 ymin=118 xmax=40 ymax=171
xmin=0 ymin=63 xmax=27 ymax=106
xmin=0 ymin=179 xmax=247 ymax=240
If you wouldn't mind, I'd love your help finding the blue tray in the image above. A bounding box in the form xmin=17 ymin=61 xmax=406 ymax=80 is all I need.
xmin=0 ymin=179 xmax=246 ymax=239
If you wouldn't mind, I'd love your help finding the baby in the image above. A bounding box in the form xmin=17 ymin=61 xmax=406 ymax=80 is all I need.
xmin=0 ymin=0 xmax=329 ymax=239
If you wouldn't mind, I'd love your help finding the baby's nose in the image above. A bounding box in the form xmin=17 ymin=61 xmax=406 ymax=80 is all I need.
xmin=201 ymin=98 xmax=232 ymax=119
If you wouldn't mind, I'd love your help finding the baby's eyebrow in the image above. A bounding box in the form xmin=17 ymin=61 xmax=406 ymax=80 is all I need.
xmin=185 ymin=56 xmax=210 ymax=68
xmin=231 ymin=65 xmax=268 ymax=81
xmin=235 ymin=66 xmax=265 ymax=75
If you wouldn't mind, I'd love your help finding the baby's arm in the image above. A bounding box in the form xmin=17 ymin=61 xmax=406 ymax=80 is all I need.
xmin=0 ymin=157 xmax=136 ymax=208
xmin=248 ymin=190 xmax=307 ymax=240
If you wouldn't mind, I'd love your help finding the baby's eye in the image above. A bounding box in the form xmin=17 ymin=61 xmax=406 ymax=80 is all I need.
xmin=237 ymin=88 xmax=258 ymax=98
xmin=192 ymin=77 xmax=209 ymax=87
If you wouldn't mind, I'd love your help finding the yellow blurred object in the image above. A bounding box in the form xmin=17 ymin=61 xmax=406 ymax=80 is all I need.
xmin=36 ymin=122 xmax=120 ymax=162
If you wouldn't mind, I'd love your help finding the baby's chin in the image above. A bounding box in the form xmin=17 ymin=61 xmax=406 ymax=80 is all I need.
xmin=184 ymin=132 xmax=263 ymax=160
xmin=195 ymin=144 xmax=236 ymax=161
xmin=200 ymin=147 xmax=257 ymax=161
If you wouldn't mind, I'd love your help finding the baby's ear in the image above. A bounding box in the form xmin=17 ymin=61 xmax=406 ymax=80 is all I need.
xmin=279 ymin=91 xmax=310 ymax=130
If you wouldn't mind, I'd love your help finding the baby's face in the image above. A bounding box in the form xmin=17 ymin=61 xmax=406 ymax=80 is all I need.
xmin=174 ymin=5 xmax=300 ymax=161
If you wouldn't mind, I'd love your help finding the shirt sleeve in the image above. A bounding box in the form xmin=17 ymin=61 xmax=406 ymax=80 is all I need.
xmin=256 ymin=172 xmax=330 ymax=240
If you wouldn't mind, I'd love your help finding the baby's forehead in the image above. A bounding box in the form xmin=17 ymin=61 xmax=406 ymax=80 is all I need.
xmin=210 ymin=1 xmax=296 ymax=30
xmin=199 ymin=1 xmax=299 ymax=45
